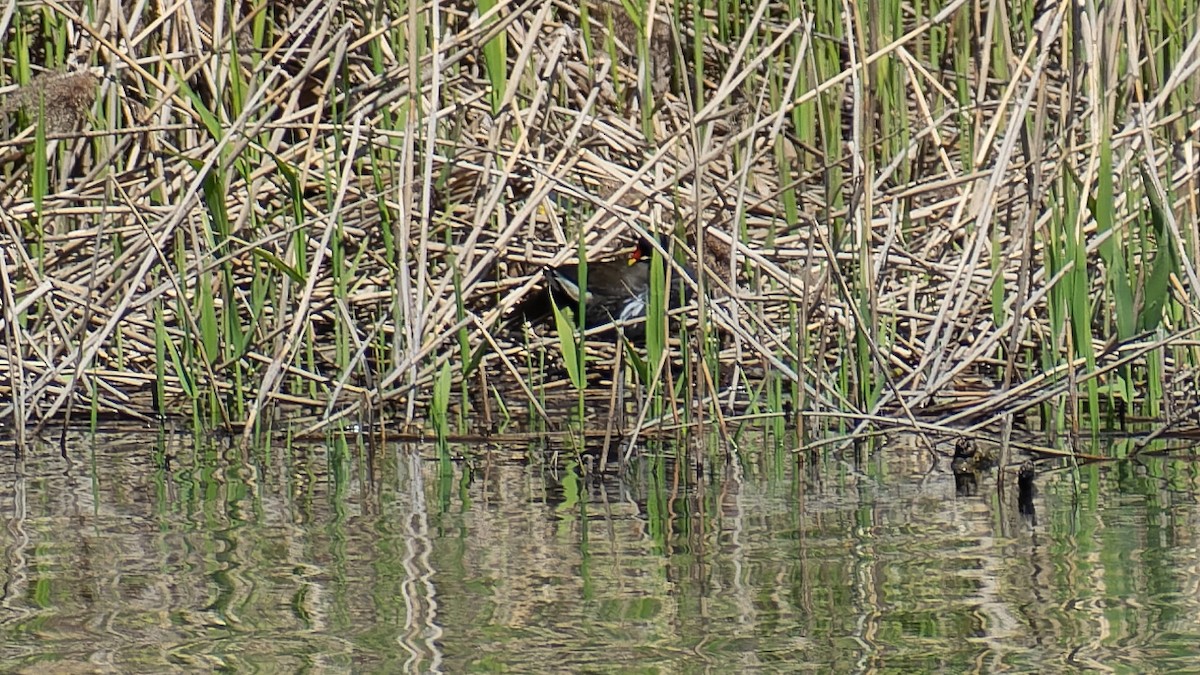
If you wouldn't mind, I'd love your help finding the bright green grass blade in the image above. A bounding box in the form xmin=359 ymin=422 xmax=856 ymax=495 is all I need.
xmin=1062 ymin=173 xmax=1099 ymax=428
xmin=431 ymin=360 xmax=452 ymax=439
xmin=1095 ymin=134 xmax=1135 ymax=339
xmin=197 ymin=282 xmax=220 ymax=367
xmin=1138 ymin=166 xmax=1179 ymax=333
xmin=162 ymin=311 xmax=196 ymax=399
xmin=14 ymin=21 xmax=30 ymax=85
xmin=462 ymin=344 xmax=488 ymax=379
xmin=169 ymin=63 xmax=223 ymax=142
xmin=551 ymin=298 xmax=585 ymax=391
xmin=623 ymin=337 xmax=648 ymax=382
xmin=248 ymin=246 xmax=305 ymax=284
xmin=575 ymin=237 xmax=588 ymax=332
xmin=990 ymin=226 xmax=1005 ymax=328
xmin=646 ymin=250 xmax=666 ymax=363
xmin=200 ymin=171 xmax=231 ymax=363
xmin=475 ymin=0 xmax=508 ymax=113
xmin=33 ymin=94 xmax=47 ymax=220
xmin=154 ymin=301 xmax=169 ymax=412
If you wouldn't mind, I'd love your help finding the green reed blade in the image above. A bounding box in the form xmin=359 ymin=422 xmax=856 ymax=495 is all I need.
xmin=162 ymin=309 xmax=196 ymax=400
xmin=990 ymin=226 xmax=1005 ymax=329
xmin=623 ymin=337 xmax=649 ymax=383
xmin=551 ymin=297 xmax=585 ymax=391
xmin=1062 ymin=172 xmax=1099 ymax=428
xmin=431 ymin=359 xmax=452 ymax=440
xmin=154 ymin=301 xmax=169 ymax=412
xmin=476 ymin=0 xmax=509 ymax=113
xmin=169 ymin=64 xmax=223 ymax=142
xmin=1096 ymin=134 xmax=1135 ymax=339
xmin=1138 ymin=166 xmax=1179 ymax=333
xmin=646 ymin=249 xmax=666 ymax=364
xmin=575 ymin=237 xmax=588 ymax=333
xmin=249 ymin=247 xmax=305 ymax=284
xmin=33 ymin=95 xmax=47 ymax=220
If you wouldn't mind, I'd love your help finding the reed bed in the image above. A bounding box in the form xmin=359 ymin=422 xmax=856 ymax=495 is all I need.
xmin=1 ymin=0 xmax=1199 ymax=451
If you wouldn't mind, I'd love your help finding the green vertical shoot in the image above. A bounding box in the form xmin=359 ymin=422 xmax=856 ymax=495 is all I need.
xmin=33 ymin=94 xmax=47 ymax=224
xmin=431 ymin=360 xmax=452 ymax=447
xmin=1138 ymin=167 xmax=1179 ymax=334
xmin=476 ymin=0 xmax=508 ymax=113
xmin=551 ymin=298 xmax=586 ymax=391
xmin=990 ymin=225 xmax=1005 ymax=329
xmin=1062 ymin=174 xmax=1099 ymax=429
xmin=1095 ymin=132 xmax=1134 ymax=413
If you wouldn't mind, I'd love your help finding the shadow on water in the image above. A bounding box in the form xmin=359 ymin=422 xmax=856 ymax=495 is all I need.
xmin=0 ymin=427 xmax=1199 ymax=672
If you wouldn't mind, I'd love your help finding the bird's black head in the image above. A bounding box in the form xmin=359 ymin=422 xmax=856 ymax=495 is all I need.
xmin=628 ymin=234 xmax=670 ymax=265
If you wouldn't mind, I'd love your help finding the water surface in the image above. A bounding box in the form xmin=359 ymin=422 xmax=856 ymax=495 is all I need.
xmin=0 ymin=430 xmax=1197 ymax=672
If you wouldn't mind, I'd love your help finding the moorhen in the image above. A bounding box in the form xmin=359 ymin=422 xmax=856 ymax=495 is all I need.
xmin=505 ymin=237 xmax=691 ymax=337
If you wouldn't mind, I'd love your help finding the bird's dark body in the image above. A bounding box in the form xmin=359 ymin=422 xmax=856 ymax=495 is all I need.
xmin=505 ymin=238 xmax=692 ymax=338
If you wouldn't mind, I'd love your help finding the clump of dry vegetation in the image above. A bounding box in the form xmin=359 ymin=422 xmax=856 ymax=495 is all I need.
xmin=0 ymin=0 xmax=1198 ymax=450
